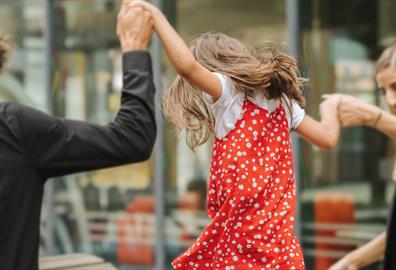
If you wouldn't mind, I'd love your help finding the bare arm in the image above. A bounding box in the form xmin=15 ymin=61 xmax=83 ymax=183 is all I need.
xmin=131 ymin=0 xmax=221 ymax=99
xmin=329 ymin=232 xmax=386 ymax=270
xmin=295 ymin=95 xmax=340 ymax=149
xmin=338 ymin=94 xmax=396 ymax=139
xmin=375 ymin=110 xmax=396 ymax=139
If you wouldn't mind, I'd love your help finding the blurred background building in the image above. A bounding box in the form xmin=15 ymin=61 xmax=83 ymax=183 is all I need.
xmin=0 ymin=0 xmax=395 ymax=269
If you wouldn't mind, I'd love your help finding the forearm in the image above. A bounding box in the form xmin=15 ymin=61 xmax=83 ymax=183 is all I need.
xmin=151 ymin=9 xmax=197 ymax=76
xmin=18 ymin=52 xmax=156 ymax=177
xmin=118 ymin=51 xmax=157 ymax=157
xmin=121 ymin=39 xmax=149 ymax=53
xmin=339 ymin=95 xmax=396 ymax=139
xmin=373 ymin=110 xmax=396 ymax=140
xmin=353 ymin=103 xmax=396 ymax=139
xmin=318 ymin=106 xmax=340 ymax=147
xmin=121 ymin=39 xmax=147 ymax=53
xmin=296 ymin=115 xmax=339 ymax=150
xmin=296 ymin=99 xmax=340 ymax=150
xmin=308 ymin=100 xmax=340 ymax=149
xmin=347 ymin=232 xmax=386 ymax=268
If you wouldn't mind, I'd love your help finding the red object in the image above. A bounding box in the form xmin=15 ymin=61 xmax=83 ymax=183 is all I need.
xmin=179 ymin=192 xmax=201 ymax=211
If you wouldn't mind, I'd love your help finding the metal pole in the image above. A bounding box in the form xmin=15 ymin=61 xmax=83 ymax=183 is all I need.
xmin=152 ymin=0 xmax=165 ymax=268
xmin=44 ymin=0 xmax=56 ymax=255
xmin=286 ymin=0 xmax=302 ymax=239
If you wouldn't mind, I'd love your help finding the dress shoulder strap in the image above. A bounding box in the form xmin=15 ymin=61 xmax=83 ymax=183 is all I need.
xmin=281 ymin=96 xmax=293 ymax=130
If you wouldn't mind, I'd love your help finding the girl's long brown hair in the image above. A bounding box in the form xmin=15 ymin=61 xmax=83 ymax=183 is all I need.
xmin=163 ymin=32 xmax=305 ymax=150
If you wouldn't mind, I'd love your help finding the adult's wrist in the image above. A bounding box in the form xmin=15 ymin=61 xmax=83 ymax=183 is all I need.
xmin=364 ymin=105 xmax=382 ymax=127
xmin=121 ymin=39 xmax=148 ymax=53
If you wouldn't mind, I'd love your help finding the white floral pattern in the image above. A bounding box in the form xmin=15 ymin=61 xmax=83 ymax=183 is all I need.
xmin=172 ymin=99 xmax=305 ymax=270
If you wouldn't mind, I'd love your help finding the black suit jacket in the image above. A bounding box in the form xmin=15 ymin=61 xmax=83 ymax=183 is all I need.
xmin=385 ymin=186 xmax=396 ymax=270
xmin=0 ymin=51 xmax=156 ymax=270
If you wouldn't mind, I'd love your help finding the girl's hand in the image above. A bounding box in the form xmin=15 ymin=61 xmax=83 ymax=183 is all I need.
xmin=295 ymin=93 xmax=341 ymax=149
xmin=319 ymin=93 xmax=342 ymax=117
xmin=130 ymin=0 xmax=161 ymax=17
xmin=129 ymin=0 xmax=222 ymax=100
xmin=296 ymin=93 xmax=341 ymax=149
xmin=321 ymin=93 xmax=342 ymax=107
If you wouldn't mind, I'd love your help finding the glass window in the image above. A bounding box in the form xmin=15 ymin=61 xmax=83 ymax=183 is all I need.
xmin=0 ymin=0 xmax=47 ymax=109
xmin=3 ymin=1 xmax=394 ymax=269
xmin=46 ymin=1 xmax=156 ymax=268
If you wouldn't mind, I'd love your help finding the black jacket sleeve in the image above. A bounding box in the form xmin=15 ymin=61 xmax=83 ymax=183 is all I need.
xmin=16 ymin=51 xmax=156 ymax=178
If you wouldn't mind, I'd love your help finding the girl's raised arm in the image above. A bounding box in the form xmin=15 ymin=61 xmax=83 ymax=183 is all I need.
xmin=131 ymin=0 xmax=221 ymax=100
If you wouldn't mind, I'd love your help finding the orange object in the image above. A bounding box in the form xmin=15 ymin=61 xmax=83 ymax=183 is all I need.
xmin=178 ymin=192 xmax=202 ymax=243
xmin=116 ymin=196 xmax=155 ymax=266
xmin=179 ymin=192 xmax=201 ymax=211
xmin=314 ymin=193 xmax=355 ymax=270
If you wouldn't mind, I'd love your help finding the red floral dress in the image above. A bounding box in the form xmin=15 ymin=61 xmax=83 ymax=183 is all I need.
xmin=172 ymin=99 xmax=305 ymax=270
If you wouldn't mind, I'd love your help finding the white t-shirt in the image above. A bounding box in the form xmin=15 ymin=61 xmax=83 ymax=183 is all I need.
xmin=203 ymin=72 xmax=305 ymax=139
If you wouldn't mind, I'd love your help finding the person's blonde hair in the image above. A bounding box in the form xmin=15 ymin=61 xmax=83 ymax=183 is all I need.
xmin=377 ymin=43 xmax=396 ymax=73
xmin=163 ymin=32 xmax=305 ymax=150
xmin=0 ymin=34 xmax=11 ymax=73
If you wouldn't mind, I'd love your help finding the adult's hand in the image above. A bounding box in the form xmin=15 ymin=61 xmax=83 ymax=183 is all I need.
xmin=328 ymin=256 xmax=358 ymax=270
xmin=117 ymin=0 xmax=154 ymax=52
xmin=323 ymin=94 xmax=380 ymax=128
xmin=319 ymin=93 xmax=342 ymax=114
xmin=338 ymin=95 xmax=381 ymax=127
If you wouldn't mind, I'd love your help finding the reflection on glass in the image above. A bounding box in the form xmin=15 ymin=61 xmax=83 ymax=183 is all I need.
xmin=0 ymin=0 xmax=46 ymax=108
xmin=1 ymin=0 xmax=395 ymax=269
xmin=47 ymin=1 xmax=156 ymax=269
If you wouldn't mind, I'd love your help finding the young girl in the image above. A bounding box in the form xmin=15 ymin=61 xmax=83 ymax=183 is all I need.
xmin=132 ymin=1 xmax=341 ymax=269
